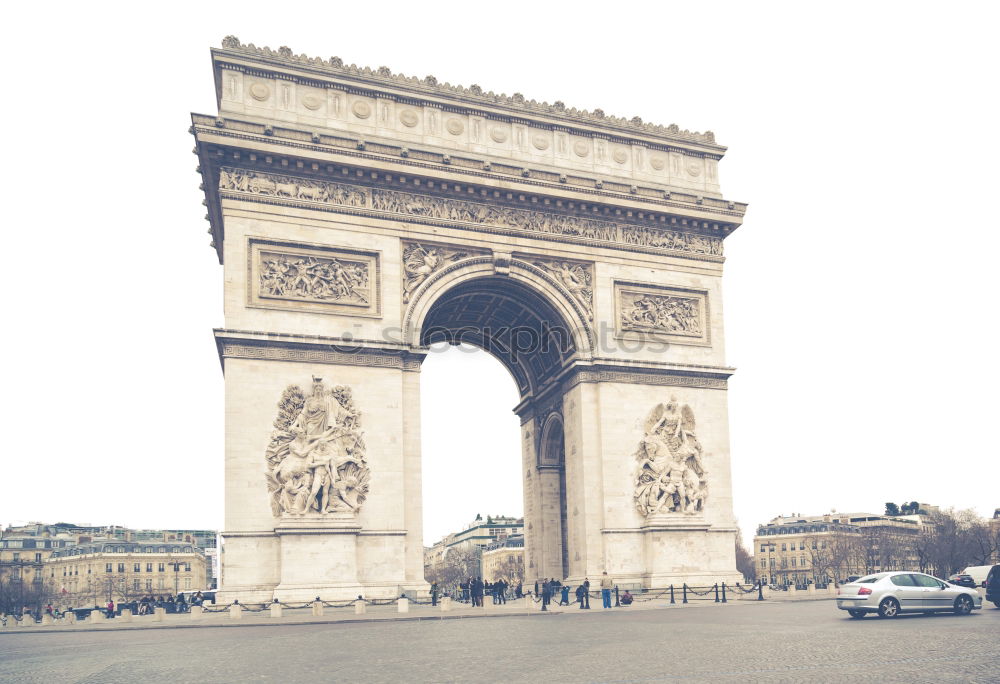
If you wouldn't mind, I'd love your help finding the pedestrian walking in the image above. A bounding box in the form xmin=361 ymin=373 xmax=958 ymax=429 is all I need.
xmin=600 ymin=571 xmax=614 ymax=609
xmin=106 ymin=600 xmax=115 ymax=619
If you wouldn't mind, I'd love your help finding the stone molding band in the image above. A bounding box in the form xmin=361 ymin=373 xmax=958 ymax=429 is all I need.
xmin=215 ymin=330 xmax=424 ymax=371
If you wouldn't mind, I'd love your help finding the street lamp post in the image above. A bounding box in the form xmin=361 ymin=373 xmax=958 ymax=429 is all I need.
xmin=171 ymin=561 xmax=180 ymax=597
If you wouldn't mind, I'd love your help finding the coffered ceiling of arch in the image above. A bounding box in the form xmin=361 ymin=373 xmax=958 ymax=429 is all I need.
xmin=420 ymin=278 xmax=577 ymax=397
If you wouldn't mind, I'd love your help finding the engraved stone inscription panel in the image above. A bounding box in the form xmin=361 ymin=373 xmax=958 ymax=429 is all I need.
xmin=248 ymin=238 xmax=381 ymax=317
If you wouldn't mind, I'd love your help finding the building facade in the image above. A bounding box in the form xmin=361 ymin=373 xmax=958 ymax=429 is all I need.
xmin=46 ymin=542 xmax=208 ymax=607
xmin=754 ymin=511 xmax=923 ymax=586
xmin=481 ymin=535 xmax=524 ymax=583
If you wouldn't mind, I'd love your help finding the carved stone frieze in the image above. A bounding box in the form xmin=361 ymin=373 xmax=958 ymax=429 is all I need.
xmin=220 ymin=167 xmax=368 ymax=207
xmin=265 ymin=377 xmax=370 ymax=517
xmin=615 ymin=282 xmax=709 ymax=345
xmin=634 ymin=400 xmax=708 ymax=517
xmin=527 ymin=258 xmax=594 ymax=320
xmin=248 ymin=238 xmax=380 ymax=317
xmin=220 ymin=167 xmax=722 ymax=257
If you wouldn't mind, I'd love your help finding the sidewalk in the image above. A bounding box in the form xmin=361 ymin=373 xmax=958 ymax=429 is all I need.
xmin=0 ymin=594 xmax=770 ymax=635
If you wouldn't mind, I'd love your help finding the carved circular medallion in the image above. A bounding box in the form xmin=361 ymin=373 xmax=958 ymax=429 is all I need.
xmin=612 ymin=148 xmax=628 ymax=164
xmin=352 ymin=100 xmax=372 ymax=119
xmin=249 ymin=83 xmax=270 ymax=102
xmin=399 ymin=109 xmax=419 ymax=127
xmin=649 ymin=155 xmax=666 ymax=171
xmin=490 ymin=126 xmax=508 ymax=143
xmin=532 ymin=134 xmax=550 ymax=151
xmin=446 ymin=117 xmax=464 ymax=135
xmin=301 ymin=94 xmax=322 ymax=111
xmin=573 ymin=140 xmax=590 ymax=157
xmin=686 ymin=161 xmax=702 ymax=176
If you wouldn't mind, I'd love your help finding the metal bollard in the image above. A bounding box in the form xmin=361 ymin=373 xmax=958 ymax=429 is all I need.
xmin=714 ymin=583 xmax=719 ymax=603
xmin=757 ymin=580 xmax=764 ymax=601
xmin=682 ymin=584 xmax=688 ymax=604
xmin=270 ymin=601 xmax=283 ymax=618
xmin=721 ymin=582 xmax=728 ymax=603
xmin=670 ymin=584 xmax=675 ymax=604
xmin=614 ymin=586 xmax=620 ymax=607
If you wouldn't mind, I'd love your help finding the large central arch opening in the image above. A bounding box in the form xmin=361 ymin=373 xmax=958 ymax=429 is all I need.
xmin=417 ymin=275 xmax=579 ymax=588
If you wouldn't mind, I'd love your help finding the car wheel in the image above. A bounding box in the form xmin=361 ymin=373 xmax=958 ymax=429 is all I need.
xmin=953 ymin=595 xmax=974 ymax=616
xmin=878 ymin=598 xmax=900 ymax=618
xmin=847 ymin=609 xmax=866 ymax=619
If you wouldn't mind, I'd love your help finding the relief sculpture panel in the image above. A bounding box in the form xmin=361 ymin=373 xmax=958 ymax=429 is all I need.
xmin=616 ymin=281 xmax=709 ymax=346
xmin=265 ymin=377 xmax=370 ymax=517
xmin=248 ymin=238 xmax=380 ymax=317
xmin=401 ymin=240 xmax=483 ymax=304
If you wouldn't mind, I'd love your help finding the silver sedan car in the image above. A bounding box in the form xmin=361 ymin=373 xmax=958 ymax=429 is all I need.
xmin=836 ymin=571 xmax=982 ymax=618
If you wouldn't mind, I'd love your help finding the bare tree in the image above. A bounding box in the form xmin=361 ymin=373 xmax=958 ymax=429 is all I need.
xmin=735 ymin=536 xmax=756 ymax=583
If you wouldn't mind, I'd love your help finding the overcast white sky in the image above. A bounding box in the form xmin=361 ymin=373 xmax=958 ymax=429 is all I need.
xmin=2 ymin=2 xmax=997 ymax=548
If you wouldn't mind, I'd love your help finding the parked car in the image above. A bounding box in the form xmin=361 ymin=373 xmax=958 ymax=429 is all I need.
xmin=836 ymin=571 xmax=982 ymax=618
xmin=984 ymin=565 xmax=1000 ymax=608
xmin=946 ymin=573 xmax=977 ymax=589
xmin=961 ymin=565 xmax=994 ymax=588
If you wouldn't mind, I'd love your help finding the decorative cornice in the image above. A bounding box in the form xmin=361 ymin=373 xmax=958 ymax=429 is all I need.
xmin=218 ymin=37 xmax=721 ymax=147
xmin=214 ymin=329 xmax=424 ymax=371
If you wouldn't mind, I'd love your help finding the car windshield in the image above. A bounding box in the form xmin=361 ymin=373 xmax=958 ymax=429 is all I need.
xmin=856 ymin=575 xmax=884 ymax=584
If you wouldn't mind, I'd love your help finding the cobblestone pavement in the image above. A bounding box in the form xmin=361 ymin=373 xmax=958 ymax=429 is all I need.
xmin=2 ymin=600 xmax=998 ymax=683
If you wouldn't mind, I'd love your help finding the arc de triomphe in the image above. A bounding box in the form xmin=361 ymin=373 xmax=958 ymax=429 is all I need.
xmin=192 ymin=38 xmax=747 ymax=602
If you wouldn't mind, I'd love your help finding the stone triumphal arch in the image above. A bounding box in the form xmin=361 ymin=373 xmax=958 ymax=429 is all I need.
xmin=192 ymin=38 xmax=748 ymax=601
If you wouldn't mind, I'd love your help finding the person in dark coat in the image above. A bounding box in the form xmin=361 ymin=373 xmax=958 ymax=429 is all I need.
xmin=581 ymin=578 xmax=591 ymax=609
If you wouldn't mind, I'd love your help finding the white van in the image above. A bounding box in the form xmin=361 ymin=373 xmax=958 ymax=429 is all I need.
xmin=962 ymin=565 xmax=993 ymax=588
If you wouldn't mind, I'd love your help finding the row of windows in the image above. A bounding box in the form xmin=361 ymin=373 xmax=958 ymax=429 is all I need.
xmin=54 ymin=545 xmax=196 ymax=557
xmin=102 ymin=562 xmax=192 ymax=573
xmin=762 ymin=556 xmax=810 ymax=568
xmin=760 ymin=540 xmax=827 ymax=552
xmin=57 ymin=562 xmax=193 ymax=576
xmin=6 ymin=552 xmax=44 ymax=562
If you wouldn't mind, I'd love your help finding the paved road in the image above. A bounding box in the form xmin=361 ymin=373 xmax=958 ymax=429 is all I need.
xmin=2 ymin=600 xmax=998 ymax=683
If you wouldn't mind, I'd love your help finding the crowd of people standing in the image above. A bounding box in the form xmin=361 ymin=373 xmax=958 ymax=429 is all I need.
xmin=452 ymin=572 xmax=627 ymax=610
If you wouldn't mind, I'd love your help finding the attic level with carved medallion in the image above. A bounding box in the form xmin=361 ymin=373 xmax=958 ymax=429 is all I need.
xmin=210 ymin=38 xmax=736 ymax=198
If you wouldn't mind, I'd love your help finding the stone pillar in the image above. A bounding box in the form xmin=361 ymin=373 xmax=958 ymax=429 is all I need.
xmin=354 ymin=599 xmax=367 ymax=615
xmin=190 ymin=605 xmax=203 ymax=620
xmin=89 ymin=610 xmax=105 ymax=624
xmin=270 ymin=602 xmax=283 ymax=618
xmin=439 ymin=597 xmax=451 ymax=612
xmin=807 ymin=584 xmax=816 ymax=595
xmin=119 ymin=609 xmax=133 ymax=623
xmin=311 ymin=599 xmax=324 ymax=617
xmin=523 ymin=596 xmax=534 ymax=611
xmin=64 ymin=612 xmax=76 ymax=625
xmin=229 ymin=604 xmax=242 ymax=620
xmin=397 ymin=597 xmax=409 ymax=613
xmin=154 ymin=607 xmax=166 ymax=622
xmin=41 ymin=614 xmax=54 ymax=626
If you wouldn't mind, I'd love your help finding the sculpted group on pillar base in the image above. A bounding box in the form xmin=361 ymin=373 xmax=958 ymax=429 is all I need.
xmin=264 ymin=377 xmax=371 ymax=516
xmin=634 ymin=399 xmax=709 ymax=517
